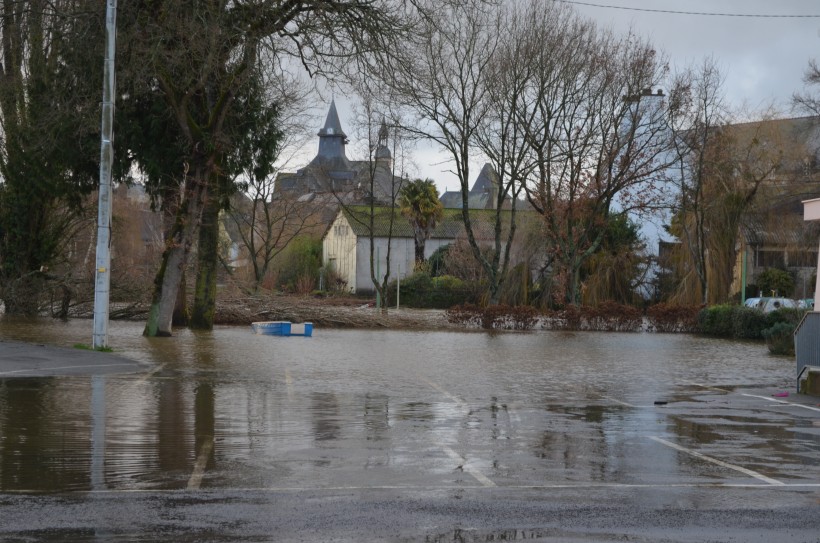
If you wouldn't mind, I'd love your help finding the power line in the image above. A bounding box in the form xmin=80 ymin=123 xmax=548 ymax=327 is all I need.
xmin=555 ymin=0 xmax=820 ymax=18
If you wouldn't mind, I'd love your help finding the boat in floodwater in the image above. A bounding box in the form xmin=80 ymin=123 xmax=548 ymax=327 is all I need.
xmin=251 ymin=321 xmax=313 ymax=337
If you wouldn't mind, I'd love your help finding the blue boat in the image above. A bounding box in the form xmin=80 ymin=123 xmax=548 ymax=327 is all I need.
xmin=289 ymin=322 xmax=313 ymax=337
xmin=251 ymin=321 xmax=313 ymax=337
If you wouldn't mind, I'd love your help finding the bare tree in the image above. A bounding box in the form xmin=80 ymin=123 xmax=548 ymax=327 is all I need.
xmin=343 ymin=92 xmax=412 ymax=310
xmin=667 ymin=59 xmax=782 ymax=304
xmin=224 ymin=65 xmax=317 ymax=292
xmin=793 ymin=59 xmax=820 ymax=115
xmin=379 ymin=1 xmax=523 ymax=304
xmin=230 ymin=183 xmax=321 ymax=291
xmin=503 ymin=0 xmax=678 ymax=306
xmin=666 ymin=58 xmax=728 ymax=304
xmin=115 ymin=1 xmax=412 ymax=336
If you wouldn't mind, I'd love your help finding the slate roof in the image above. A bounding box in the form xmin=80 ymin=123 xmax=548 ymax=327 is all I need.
xmin=276 ymin=102 xmax=402 ymax=205
xmin=337 ymin=205 xmax=524 ymax=241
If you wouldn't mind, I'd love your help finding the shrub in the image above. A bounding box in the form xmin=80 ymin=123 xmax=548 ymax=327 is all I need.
xmin=427 ymin=244 xmax=451 ymax=278
xmin=445 ymin=303 xmax=483 ymax=326
xmin=762 ymin=322 xmax=795 ymax=356
xmin=582 ymin=302 xmax=642 ymax=332
xmin=766 ymin=307 xmax=804 ymax=327
xmin=542 ymin=303 xmax=641 ymax=332
xmin=756 ymin=268 xmax=795 ymax=298
xmin=482 ymin=304 xmax=539 ymax=330
xmin=390 ymin=272 xmax=473 ymax=309
xmin=276 ymin=237 xmax=322 ymax=292
xmin=551 ymin=305 xmax=582 ymax=331
xmin=731 ymin=306 xmax=769 ymax=339
xmin=697 ymin=304 xmax=735 ymax=337
xmin=320 ymin=265 xmax=349 ymax=294
xmin=646 ymin=304 xmax=700 ymax=333
xmin=392 ymin=272 xmax=432 ymax=307
xmin=445 ymin=303 xmax=539 ymax=330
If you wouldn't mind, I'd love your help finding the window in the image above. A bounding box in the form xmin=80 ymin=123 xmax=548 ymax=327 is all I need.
xmin=334 ymin=225 xmax=349 ymax=237
xmin=788 ymin=251 xmax=819 ymax=268
xmin=755 ymin=249 xmax=785 ymax=268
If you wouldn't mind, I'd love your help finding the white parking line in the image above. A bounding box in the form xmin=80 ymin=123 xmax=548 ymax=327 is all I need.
xmin=0 ymin=363 xmax=138 ymax=376
xmin=440 ymin=444 xmax=496 ymax=487
xmin=683 ymin=381 xmax=820 ymax=412
xmin=420 ymin=377 xmax=466 ymax=406
xmin=741 ymin=393 xmax=820 ymax=413
xmin=49 ymin=482 xmax=820 ymax=495
xmin=650 ymin=436 xmax=785 ymax=486
xmin=285 ymin=368 xmax=294 ymax=399
xmin=187 ymin=439 xmax=214 ymax=490
xmin=602 ymin=396 xmax=638 ymax=408
xmin=681 ymin=380 xmax=731 ymax=393
xmin=132 ymin=364 xmax=166 ymax=385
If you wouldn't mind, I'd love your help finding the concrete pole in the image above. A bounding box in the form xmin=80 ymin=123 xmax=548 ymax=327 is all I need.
xmin=802 ymin=198 xmax=820 ymax=312
xmin=814 ymin=246 xmax=820 ymax=312
xmin=92 ymin=0 xmax=118 ymax=349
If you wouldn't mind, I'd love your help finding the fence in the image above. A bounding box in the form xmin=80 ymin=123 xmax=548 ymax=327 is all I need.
xmin=794 ymin=312 xmax=820 ymax=391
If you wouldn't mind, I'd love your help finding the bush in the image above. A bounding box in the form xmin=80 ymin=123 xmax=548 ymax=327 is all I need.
xmin=731 ymin=306 xmax=770 ymax=339
xmin=766 ymin=307 xmax=804 ymax=327
xmin=390 ymin=272 xmax=473 ymax=309
xmin=697 ymin=304 xmax=736 ymax=337
xmin=427 ymin=244 xmax=450 ymax=278
xmin=762 ymin=322 xmax=795 ymax=355
xmin=445 ymin=303 xmax=539 ymax=330
xmin=445 ymin=303 xmax=483 ymax=326
xmin=482 ymin=304 xmax=539 ymax=330
xmin=646 ymin=304 xmax=700 ymax=333
xmin=541 ymin=303 xmax=641 ymax=332
xmin=276 ymin=237 xmax=322 ymax=293
xmin=756 ymin=268 xmax=795 ymax=298
xmin=582 ymin=301 xmax=642 ymax=332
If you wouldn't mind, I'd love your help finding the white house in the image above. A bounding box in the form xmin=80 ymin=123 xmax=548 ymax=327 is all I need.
xmin=322 ymin=205 xmax=515 ymax=294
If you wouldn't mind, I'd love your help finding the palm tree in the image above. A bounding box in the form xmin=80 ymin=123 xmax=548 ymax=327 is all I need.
xmin=398 ymin=178 xmax=444 ymax=269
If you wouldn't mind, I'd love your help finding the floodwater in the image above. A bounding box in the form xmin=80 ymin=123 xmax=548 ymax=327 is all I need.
xmin=0 ymin=316 xmax=816 ymax=498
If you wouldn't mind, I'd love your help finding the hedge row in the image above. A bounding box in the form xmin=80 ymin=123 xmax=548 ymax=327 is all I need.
xmin=441 ymin=294 xmax=807 ymax=351
xmin=446 ymin=303 xmax=539 ymax=330
xmin=697 ymin=305 xmax=804 ymax=339
xmin=387 ymin=274 xmax=477 ymax=309
xmin=445 ymin=302 xmax=702 ymax=333
xmin=697 ymin=305 xmax=806 ymax=355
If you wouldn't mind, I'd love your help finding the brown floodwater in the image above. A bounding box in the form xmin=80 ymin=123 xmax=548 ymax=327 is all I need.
xmin=0 ymin=316 xmax=816 ymax=495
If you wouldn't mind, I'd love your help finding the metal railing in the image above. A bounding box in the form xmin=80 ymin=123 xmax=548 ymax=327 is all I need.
xmin=794 ymin=312 xmax=820 ymax=391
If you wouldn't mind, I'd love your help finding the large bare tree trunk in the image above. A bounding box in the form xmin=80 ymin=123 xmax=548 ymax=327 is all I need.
xmin=190 ymin=193 xmax=220 ymax=330
xmin=144 ymin=172 xmax=208 ymax=337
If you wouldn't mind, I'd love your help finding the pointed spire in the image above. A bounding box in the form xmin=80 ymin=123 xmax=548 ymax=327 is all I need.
xmin=318 ymin=99 xmax=346 ymax=138
xmin=312 ymin=100 xmax=350 ymax=167
xmin=378 ymin=117 xmax=388 ymax=143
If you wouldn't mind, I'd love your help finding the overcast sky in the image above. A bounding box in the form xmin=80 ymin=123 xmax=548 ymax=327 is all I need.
xmin=568 ymin=0 xmax=819 ymax=111
xmin=297 ymin=0 xmax=820 ymax=193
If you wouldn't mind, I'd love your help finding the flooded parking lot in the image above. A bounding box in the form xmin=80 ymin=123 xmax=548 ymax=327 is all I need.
xmin=0 ymin=318 xmax=819 ymax=541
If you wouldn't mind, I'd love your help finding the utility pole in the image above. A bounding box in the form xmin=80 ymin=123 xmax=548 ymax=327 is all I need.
xmin=92 ymin=0 xmax=118 ymax=349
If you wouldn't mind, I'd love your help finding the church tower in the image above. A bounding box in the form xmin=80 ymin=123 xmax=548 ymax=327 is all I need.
xmin=374 ymin=118 xmax=392 ymax=169
xmin=310 ymin=99 xmax=351 ymax=171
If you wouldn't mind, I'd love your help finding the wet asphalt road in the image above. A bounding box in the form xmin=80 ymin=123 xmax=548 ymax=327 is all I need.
xmin=0 ymin=323 xmax=819 ymax=542
xmin=1 ymin=486 xmax=819 ymax=542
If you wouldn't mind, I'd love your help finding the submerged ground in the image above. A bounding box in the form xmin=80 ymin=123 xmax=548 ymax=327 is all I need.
xmin=0 ymin=318 xmax=817 ymax=542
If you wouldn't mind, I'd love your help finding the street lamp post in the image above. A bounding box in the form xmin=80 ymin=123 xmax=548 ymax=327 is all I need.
xmin=92 ymin=0 xmax=118 ymax=349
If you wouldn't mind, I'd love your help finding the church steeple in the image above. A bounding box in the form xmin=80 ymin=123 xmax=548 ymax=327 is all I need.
xmin=314 ymin=99 xmax=349 ymax=164
xmin=374 ymin=117 xmax=392 ymax=168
